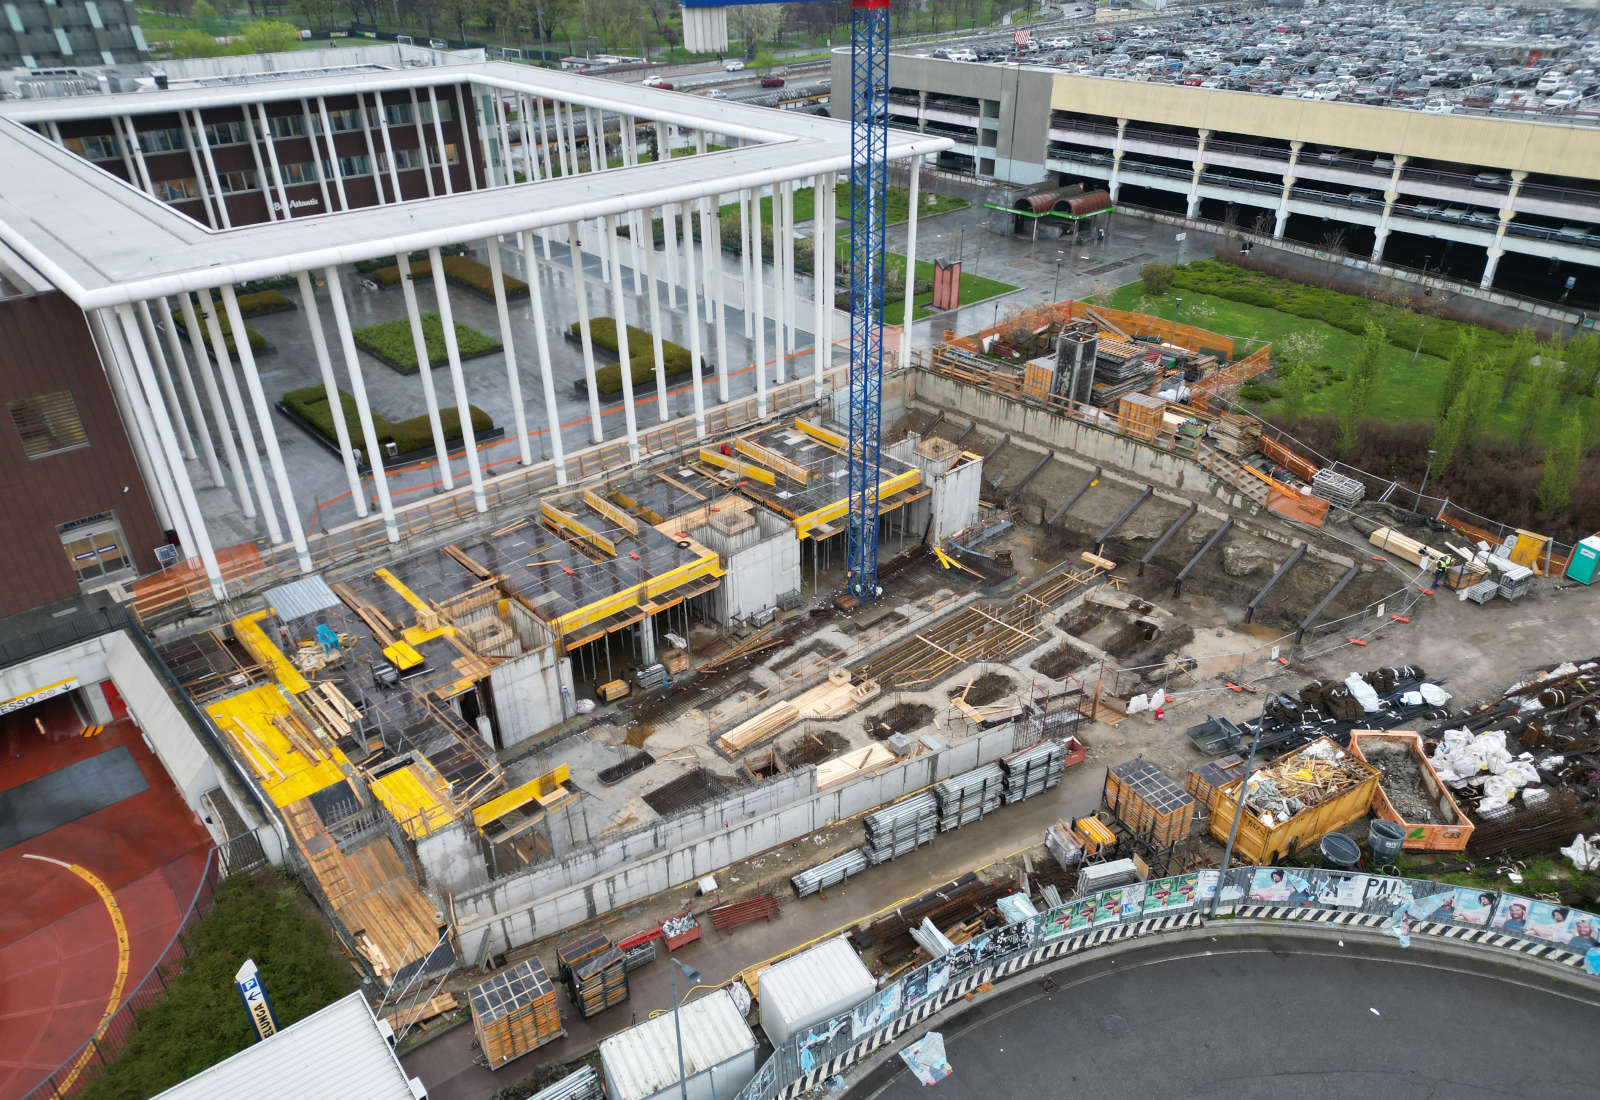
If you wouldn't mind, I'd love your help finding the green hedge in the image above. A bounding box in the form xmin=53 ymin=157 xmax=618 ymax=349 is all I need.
xmin=355 ymin=245 xmax=467 ymax=273
xmin=234 ymin=289 xmax=292 ymax=315
xmin=283 ymin=384 xmax=494 ymax=456
xmin=170 ymin=309 xmax=268 ymax=354
xmin=370 ymin=255 xmax=528 ymax=298
xmin=572 ymin=316 xmax=697 ymax=395
xmin=352 ymin=312 xmax=501 ymax=374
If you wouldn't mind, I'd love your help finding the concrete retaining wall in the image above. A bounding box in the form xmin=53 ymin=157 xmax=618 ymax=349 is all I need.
xmin=104 ymin=631 xmax=219 ymax=811
xmin=452 ymin=723 xmax=1019 ymax=960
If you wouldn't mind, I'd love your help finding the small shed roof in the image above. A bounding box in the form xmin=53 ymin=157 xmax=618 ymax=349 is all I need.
xmin=600 ymin=989 xmax=755 ymax=1100
xmin=758 ymin=937 xmax=875 ymax=1041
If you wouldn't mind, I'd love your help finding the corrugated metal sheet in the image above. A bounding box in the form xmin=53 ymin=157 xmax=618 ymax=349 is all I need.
xmin=757 ymin=937 xmax=875 ymax=1046
xmin=264 ymin=575 xmax=341 ymax=622
xmin=150 ymin=992 xmax=416 ymax=1100
xmin=600 ymin=989 xmax=755 ymax=1100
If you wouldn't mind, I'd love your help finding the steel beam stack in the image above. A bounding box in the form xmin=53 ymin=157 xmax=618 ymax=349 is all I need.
xmin=1311 ymin=468 xmax=1365 ymax=507
xmin=934 ymin=763 xmax=1004 ymax=831
xmin=791 ymin=848 xmax=869 ymax=898
xmin=1001 ymin=740 xmax=1068 ymax=803
xmin=863 ymin=791 xmax=938 ymax=863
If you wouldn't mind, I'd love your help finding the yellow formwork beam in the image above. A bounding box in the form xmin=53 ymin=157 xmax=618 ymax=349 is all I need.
xmin=735 ymin=439 xmax=808 ymax=485
xmin=472 ymin=764 xmax=573 ymax=830
xmin=698 ymin=447 xmax=776 ymax=485
xmin=582 ymin=490 xmax=640 ymax=537
xmin=542 ymin=502 xmax=617 ymax=558
xmin=794 ymin=418 xmax=846 ymax=449
xmin=552 ymin=548 xmax=724 ymax=639
xmin=207 ymin=683 xmax=350 ymax=808
xmin=370 ymin=762 xmax=456 ymax=839
xmin=375 ymin=567 xmax=431 ymax=616
xmin=231 ymin=610 xmax=310 ymax=695
xmin=792 ymin=469 xmax=922 ymax=539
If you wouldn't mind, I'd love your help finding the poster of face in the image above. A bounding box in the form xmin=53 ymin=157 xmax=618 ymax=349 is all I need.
xmin=1246 ymin=867 xmax=1312 ymax=903
xmin=1421 ymin=887 xmax=1498 ymax=926
xmin=1489 ymin=893 xmax=1540 ymax=937
xmin=851 ymin=983 xmax=902 ymax=1039
xmin=1494 ymin=896 xmax=1581 ymax=944
xmin=1142 ymin=873 xmax=1200 ymax=915
xmin=1566 ymin=912 xmax=1600 ymax=951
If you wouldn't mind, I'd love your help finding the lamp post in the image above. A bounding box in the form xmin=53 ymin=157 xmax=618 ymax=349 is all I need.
xmin=1052 ymin=256 xmax=1063 ymax=303
xmin=1173 ymin=295 xmax=1183 ymax=342
xmin=1209 ymin=692 xmax=1278 ymax=918
xmin=668 ymin=957 xmax=708 ymax=1100
xmin=1418 ymin=447 xmax=1437 ymax=502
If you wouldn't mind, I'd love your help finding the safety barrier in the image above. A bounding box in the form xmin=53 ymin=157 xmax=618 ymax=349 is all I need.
xmin=734 ymin=867 xmax=1599 ymax=1099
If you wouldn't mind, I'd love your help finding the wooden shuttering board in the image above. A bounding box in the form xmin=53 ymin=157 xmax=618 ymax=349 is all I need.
xmin=582 ymin=489 xmax=640 ymax=536
xmin=735 ymin=438 xmax=809 ymax=484
xmin=469 ymin=957 xmax=564 ymax=1067
xmin=542 ymin=502 xmax=617 ymax=558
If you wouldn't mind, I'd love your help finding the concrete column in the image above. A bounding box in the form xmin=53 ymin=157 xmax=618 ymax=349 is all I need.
xmin=255 ymin=103 xmax=292 ymax=218
xmin=357 ymin=95 xmax=386 ymax=203
xmin=1483 ymin=171 xmax=1525 ymax=290
xmin=569 ymin=219 xmax=604 ymax=443
xmin=702 ymin=196 xmax=731 ymax=404
xmin=156 ymin=295 xmax=223 ymax=486
xmin=427 ymin=87 xmax=455 ymax=196
xmin=534 ymin=97 xmax=554 ymax=180
xmin=199 ymin=293 xmax=280 ymax=543
xmin=1370 ymin=226 xmax=1390 ymax=264
xmin=520 ymin=233 xmax=568 ymax=483
xmin=113 ymin=117 xmax=143 ymax=192
xmin=178 ymin=113 xmax=221 ymax=229
xmin=1481 ymin=248 xmax=1504 ymax=291
xmin=177 ymin=292 xmax=251 ymax=511
xmin=222 ymin=286 xmax=311 ymax=570
xmin=1371 ymin=153 xmax=1403 ymax=260
xmin=373 ymin=92 xmax=404 ymax=203
xmin=751 ymin=189 xmax=767 ymax=417
xmin=621 ymin=120 xmax=644 ymax=293
xmin=587 ymin=108 xmax=604 ymax=174
xmin=658 ymin=122 xmax=680 ymax=308
xmin=899 ymin=164 xmax=922 ymax=372
xmin=680 ymin=201 xmax=707 ymax=439
xmin=87 ymin=310 xmax=176 ymax=534
xmin=408 ymin=88 xmax=437 ymax=198
xmin=396 ymin=254 xmax=456 ymax=488
xmin=133 ymin=301 xmax=193 ymax=459
xmin=427 ymin=246 xmax=485 ymax=510
xmin=454 ymin=84 xmax=479 ymax=192
xmin=191 ymin=109 xmax=234 ymax=228
xmin=772 ymin=184 xmax=788 ymax=384
xmin=1275 ymin=140 xmax=1302 ymax=240
xmin=493 ymin=92 xmax=514 ymax=186
xmin=239 ymin=107 xmax=277 ymax=219
xmin=696 ymin=132 xmax=714 ymax=323
xmin=102 ymin=310 xmax=193 ymax=555
xmin=324 ymin=267 xmax=397 ymax=541
xmin=1108 ymin=118 xmax=1127 ymax=201
xmin=821 ymin=172 xmax=838 ymax=395
xmin=604 ymin=214 xmax=642 ymax=463
xmin=295 ymin=272 xmax=367 ymax=517
xmin=639 ymin=617 xmax=656 ymax=664
xmin=739 ymin=188 xmax=753 ymax=338
xmin=300 ymin=101 xmax=335 ymax=213
xmin=813 ymin=174 xmax=829 ymax=392
xmin=486 ymin=238 xmax=532 ymax=465
xmin=641 ymin=205 xmax=671 ymax=423
xmin=516 ymin=96 xmax=538 ymax=182
xmin=316 ymin=98 xmax=351 ymax=211
xmin=1186 ymin=129 xmax=1210 ymax=219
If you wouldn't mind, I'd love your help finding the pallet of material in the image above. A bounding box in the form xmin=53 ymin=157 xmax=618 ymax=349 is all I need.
xmin=1348 ymin=730 xmax=1473 ymax=852
xmin=1103 ymin=757 xmax=1195 ymax=846
xmin=384 ymin=992 xmax=459 ymax=1035
xmin=556 ymin=931 xmax=628 ymax=1019
xmin=816 ymin=743 xmax=899 ymax=790
xmin=717 ymin=669 xmax=879 ymax=755
xmin=1186 ymin=755 xmax=1245 ymax=813
xmin=468 ymin=958 xmax=564 ymax=1069
xmin=708 ymin=894 xmax=781 ymax=932
xmin=1209 ymin=412 xmax=1261 ymax=458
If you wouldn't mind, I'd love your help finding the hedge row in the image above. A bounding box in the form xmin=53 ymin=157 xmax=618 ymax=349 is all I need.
xmin=170 ymin=310 xmax=268 ymax=354
xmin=352 ymin=312 xmax=501 ymax=374
xmin=282 ymin=385 xmax=494 ymax=456
xmin=354 ymin=245 xmax=468 ymax=273
xmin=573 ymin=316 xmax=697 ymax=396
xmin=370 ymin=255 xmax=529 ymax=299
xmin=1170 ymin=259 xmax=1516 ymax=362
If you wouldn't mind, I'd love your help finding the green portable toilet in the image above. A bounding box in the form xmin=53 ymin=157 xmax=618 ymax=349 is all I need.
xmin=1566 ymin=535 xmax=1600 ymax=585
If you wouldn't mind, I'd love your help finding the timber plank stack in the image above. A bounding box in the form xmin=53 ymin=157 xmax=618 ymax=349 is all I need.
xmin=1209 ymin=412 xmax=1261 ymax=458
xmin=556 ymin=931 xmax=628 ymax=1019
xmin=468 ymin=957 xmax=564 ymax=1068
xmin=1103 ymin=757 xmax=1196 ymax=846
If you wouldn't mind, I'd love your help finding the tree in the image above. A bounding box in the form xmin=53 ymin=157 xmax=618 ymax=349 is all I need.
xmin=1560 ymin=332 xmax=1600 ymax=401
xmin=1139 ymin=262 xmax=1174 ymax=297
xmin=1511 ymin=363 xmax=1556 ymax=453
xmin=1430 ymin=366 xmax=1490 ymax=473
xmin=169 ymin=28 xmax=225 ymax=56
xmin=189 ymin=0 xmax=218 ymax=19
xmin=752 ymin=48 xmax=779 ymax=74
xmin=1537 ymin=411 xmax=1585 ymax=514
xmin=583 ymin=0 xmax=642 ymax=51
xmin=1435 ymin=329 xmax=1476 ymax=420
xmin=1499 ymin=326 xmax=1536 ymax=400
xmin=1273 ymin=329 xmax=1327 ymax=424
xmin=727 ymin=3 xmax=781 ymax=56
xmin=1340 ymin=320 xmax=1384 ymax=456
xmin=239 ymin=19 xmax=300 ymax=51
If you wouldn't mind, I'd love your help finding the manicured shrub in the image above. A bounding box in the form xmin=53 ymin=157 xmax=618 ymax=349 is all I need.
xmin=352 ymin=312 xmax=501 ymax=373
xmin=282 ymin=385 xmax=493 ymax=456
xmin=233 ymin=289 xmax=292 ymax=315
xmin=170 ymin=309 xmax=267 ymax=354
xmin=369 ymin=255 xmax=528 ymax=298
xmin=570 ymin=317 xmax=699 ymax=395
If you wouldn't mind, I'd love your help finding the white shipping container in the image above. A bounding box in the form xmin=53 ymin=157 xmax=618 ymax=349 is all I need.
xmin=601 ymin=989 xmax=756 ymax=1100
xmin=757 ymin=937 xmax=876 ymax=1047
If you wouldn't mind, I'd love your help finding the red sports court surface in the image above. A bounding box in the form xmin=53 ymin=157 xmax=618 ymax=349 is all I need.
xmin=0 ymin=697 xmax=211 ymax=1099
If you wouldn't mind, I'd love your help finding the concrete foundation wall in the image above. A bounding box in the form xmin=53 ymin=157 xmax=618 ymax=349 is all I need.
xmin=104 ymin=632 xmax=219 ymax=811
xmin=491 ymin=640 xmax=574 ymax=748
xmin=716 ymin=528 xmax=802 ymax=625
xmin=452 ymin=724 xmax=1018 ymax=961
xmin=416 ymin=819 xmax=487 ymax=898
xmin=893 ymin=434 xmax=985 ymax=544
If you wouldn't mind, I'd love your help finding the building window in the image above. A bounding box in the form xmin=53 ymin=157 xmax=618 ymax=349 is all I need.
xmin=154 ymin=177 xmax=199 ymax=201
xmin=281 ymin=161 xmax=319 ymax=185
xmin=426 ymin=143 xmax=459 ymax=166
xmin=418 ymin=98 xmax=453 ymax=125
xmin=65 ymin=133 xmax=119 ymax=160
xmin=203 ymin=119 xmax=247 ymax=146
xmin=138 ymin=126 xmax=187 ymax=153
xmin=10 ymin=390 xmax=88 ymax=458
xmin=57 ymin=512 xmax=132 ymax=583
xmin=335 ymin=154 xmax=371 ymax=177
xmin=391 ymin=147 xmax=423 ymax=170
xmin=322 ymin=108 xmax=363 ymax=133
xmin=217 ymin=169 xmax=258 ymax=194
xmin=269 ymin=114 xmax=306 ymax=140
xmin=383 ymin=102 xmax=414 ymax=127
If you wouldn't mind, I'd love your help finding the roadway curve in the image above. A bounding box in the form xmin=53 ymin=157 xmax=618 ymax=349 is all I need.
xmin=854 ymin=932 xmax=1600 ymax=1100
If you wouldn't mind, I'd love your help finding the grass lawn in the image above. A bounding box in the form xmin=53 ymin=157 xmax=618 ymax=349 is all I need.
xmin=721 ymin=184 xmax=967 ymax=229
xmin=908 ymin=259 xmax=1017 ymax=320
xmin=1107 ymin=282 xmax=1592 ymax=445
xmin=353 ymin=312 xmax=500 ymax=374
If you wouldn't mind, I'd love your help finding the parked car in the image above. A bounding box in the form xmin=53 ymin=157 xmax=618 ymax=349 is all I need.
xmin=761 ymin=75 xmax=786 ymax=88
xmin=1544 ymin=87 xmax=1582 ymax=109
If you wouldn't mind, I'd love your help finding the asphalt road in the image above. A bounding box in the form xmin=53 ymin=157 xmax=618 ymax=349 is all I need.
xmin=856 ymin=935 xmax=1600 ymax=1100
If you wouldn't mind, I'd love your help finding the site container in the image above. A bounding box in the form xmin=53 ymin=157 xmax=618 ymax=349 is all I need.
xmin=601 ymin=988 xmax=756 ymax=1100
xmin=1208 ymin=738 xmax=1379 ymax=865
xmin=757 ymin=937 xmax=874 ymax=1047
xmin=468 ymin=957 xmax=565 ymax=1069
xmin=1348 ymin=730 xmax=1474 ymax=852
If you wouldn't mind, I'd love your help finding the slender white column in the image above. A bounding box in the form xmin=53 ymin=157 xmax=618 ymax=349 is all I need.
xmin=773 ymin=183 xmax=788 ymax=384
xmin=315 ymin=98 xmax=350 ymax=211
xmin=190 ymin=110 xmax=233 ymax=229
xmin=300 ymin=101 xmax=335 ymax=212
xmin=427 ymin=87 xmax=455 ymax=196
xmin=703 ymin=196 xmax=730 ymax=403
xmin=357 ymin=95 xmax=385 ymax=204
xmin=453 ymin=85 xmax=479 ymax=191
xmin=199 ymin=292 xmax=281 ymax=543
xmin=534 ymin=97 xmax=553 ymax=180
xmin=112 ymin=306 xmax=222 ymax=589
xmin=739 ymin=189 xmax=753 ymax=338
xmin=486 ymin=238 xmax=531 ymax=465
xmin=113 ymin=116 xmax=139 ymax=187
xmin=156 ymin=294 xmax=223 ymax=486
xmin=569 ymin=219 xmax=604 ymax=443
xmin=177 ymin=114 xmax=219 ymax=229
xmin=119 ymin=116 xmax=155 ymax=195
xmin=620 ymin=120 xmax=644 ymax=293
xmin=373 ymin=92 xmax=404 ymax=202
xmin=493 ymin=93 xmax=514 ymax=186
xmin=587 ymin=108 xmax=604 ymax=174
xmin=408 ymin=88 xmax=437 ymax=198
xmin=821 ymin=171 xmax=838 ymax=392
xmin=641 ymin=207 xmax=670 ymax=423
xmin=427 ymin=247 xmax=485 ymax=512
xmin=658 ymin=123 xmax=679 ymax=308
xmin=517 ymin=96 xmax=538 ymax=182
xmin=324 ymin=267 xmax=397 ymax=541
xmin=222 ymin=286 xmax=310 ymax=569
xmin=604 ymin=215 xmax=641 ymax=463
xmin=555 ymin=102 xmax=574 ymax=176
xmin=295 ymin=272 xmax=367 ymax=517
xmin=532 ymin=98 xmax=552 ymax=259
xmin=812 ymin=174 xmax=829 ymax=391
xmin=87 ymin=311 xmax=175 ymax=533
xmin=134 ymin=301 xmax=193 ymax=459
xmin=177 ymin=292 xmax=251 ymax=511
xmin=751 ymin=190 xmax=767 ymax=417
xmin=681 ymin=202 xmax=707 ymax=439
xmin=238 ymin=107 xmax=276 ymax=220
xmin=396 ymin=254 xmax=455 ymax=488
xmin=255 ymin=103 xmax=292 ymax=219
xmin=520 ymin=234 xmax=568 ymax=483
xmin=899 ymin=164 xmax=921 ymax=372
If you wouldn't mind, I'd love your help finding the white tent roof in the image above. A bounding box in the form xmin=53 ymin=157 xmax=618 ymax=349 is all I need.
xmin=600 ymin=988 xmax=755 ymax=1100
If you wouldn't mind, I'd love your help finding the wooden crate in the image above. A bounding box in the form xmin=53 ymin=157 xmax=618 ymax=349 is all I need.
xmin=1104 ymin=757 xmax=1195 ymax=846
xmin=468 ymin=957 xmax=564 ymax=1069
xmin=1117 ymin=393 xmax=1165 ymax=441
xmin=1186 ymin=754 xmax=1245 ymax=812
xmin=1348 ymin=730 xmax=1474 ymax=852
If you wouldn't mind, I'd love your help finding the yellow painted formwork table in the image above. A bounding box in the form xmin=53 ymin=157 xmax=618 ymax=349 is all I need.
xmin=369 ymin=761 xmax=457 ymax=840
xmin=473 ymin=765 xmax=575 ymax=837
xmin=207 ymin=682 xmax=352 ymax=808
xmin=551 ymin=543 xmax=724 ymax=645
xmin=231 ymin=609 xmax=310 ymax=695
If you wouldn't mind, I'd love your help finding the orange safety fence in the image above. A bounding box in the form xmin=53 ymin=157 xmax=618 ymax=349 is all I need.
xmin=942 ymin=299 xmax=1235 ymax=360
xmin=1192 ymin=344 xmax=1273 ymax=408
xmin=1259 ymin=434 xmax=1320 ymax=482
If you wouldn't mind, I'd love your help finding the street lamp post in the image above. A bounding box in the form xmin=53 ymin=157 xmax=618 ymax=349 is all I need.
xmin=1209 ymin=692 xmax=1278 ymax=918
xmin=1052 ymin=256 xmax=1063 ymax=303
xmin=668 ymin=957 xmax=709 ymax=1100
xmin=1173 ymin=295 xmax=1183 ymax=341
xmin=1418 ymin=447 xmax=1437 ymax=502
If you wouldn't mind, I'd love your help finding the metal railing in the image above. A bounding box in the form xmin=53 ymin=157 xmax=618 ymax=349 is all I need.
xmin=734 ymin=868 xmax=1599 ymax=1100
xmin=24 ymin=849 xmax=221 ymax=1100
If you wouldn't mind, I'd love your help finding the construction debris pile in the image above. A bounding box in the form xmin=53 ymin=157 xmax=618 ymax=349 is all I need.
xmin=1362 ymin=743 xmax=1445 ymax=824
xmin=1239 ymin=740 xmax=1373 ymax=827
